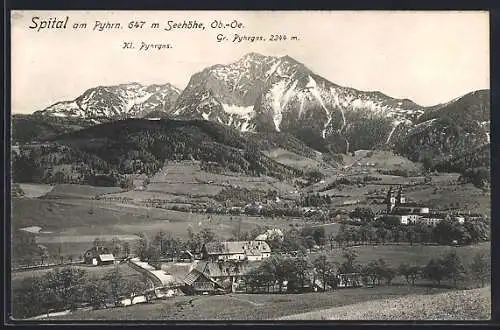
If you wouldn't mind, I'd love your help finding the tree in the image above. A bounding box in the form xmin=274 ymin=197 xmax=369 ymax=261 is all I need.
xmin=376 ymin=227 xmax=388 ymax=245
xmin=45 ymin=266 xmax=88 ymax=311
xmin=110 ymin=237 xmax=122 ymax=258
xmin=282 ymin=229 xmax=307 ymax=255
xmin=300 ymin=226 xmax=325 ymax=246
xmin=104 ymin=266 xmax=124 ymax=303
xmin=338 ymin=248 xmax=359 ymax=274
xmin=12 ymin=276 xmax=51 ymax=318
xmin=398 ymin=263 xmax=421 ymax=286
xmin=421 ymin=154 xmax=434 ymax=173
xmin=469 ymin=252 xmax=490 ymax=288
xmin=293 ymin=257 xmax=312 ymax=290
xmin=39 ymin=245 xmax=49 ymax=265
xmin=464 ymin=220 xmax=490 ymax=244
xmin=350 ymin=207 xmax=375 ymax=222
xmin=264 ymin=256 xmax=287 ymax=293
xmin=122 ymin=278 xmax=147 ymax=300
xmin=442 ymin=250 xmax=466 ymax=288
xmin=462 ymin=167 xmax=490 ymax=189
xmin=123 ymin=242 xmax=131 ymax=258
xmin=381 ymin=264 xmax=396 ymax=286
xmin=136 ymin=233 xmax=150 ymax=261
xmin=362 ymin=261 xmax=379 ymax=286
xmin=84 ymin=278 xmax=108 ymax=309
xmin=423 ymin=258 xmax=446 ymax=286
xmin=313 ymin=254 xmax=334 ymax=292
xmin=406 ymin=226 xmax=416 ymax=246
xmin=93 ymin=237 xmax=104 ymax=250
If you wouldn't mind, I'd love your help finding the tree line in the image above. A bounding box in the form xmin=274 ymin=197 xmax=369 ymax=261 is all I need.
xmin=12 ymin=265 xmax=149 ymax=319
xmin=243 ymin=248 xmax=490 ymax=294
xmin=333 ymin=215 xmax=490 ymax=247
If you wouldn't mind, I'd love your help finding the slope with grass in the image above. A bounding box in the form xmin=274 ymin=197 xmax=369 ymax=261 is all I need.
xmin=278 ymin=286 xmax=490 ymax=320
xmin=49 ymin=285 xmax=452 ymax=320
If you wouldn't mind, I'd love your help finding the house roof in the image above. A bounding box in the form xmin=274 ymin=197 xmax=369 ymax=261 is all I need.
xmin=204 ymin=241 xmax=271 ymax=256
xmin=183 ymin=270 xmax=202 ymax=286
xmin=183 ymin=268 xmax=222 ymax=288
xmin=190 ymin=260 xmax=261 ymax=279
xmin=98 ymin=254 xmax=115 ymax=262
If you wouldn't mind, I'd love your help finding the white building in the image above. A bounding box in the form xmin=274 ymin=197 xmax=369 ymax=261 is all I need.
xmin=202 ymin=241 xmax=271 ymax=262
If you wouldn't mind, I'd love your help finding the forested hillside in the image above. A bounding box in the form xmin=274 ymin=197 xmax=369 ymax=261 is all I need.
xmin=12 ymin=119 xmax=303 ymax=186
xmin=395 ymin=90 xmax=489 ymax=168
xmin=11 ymin=114 xmax=93 ymax=144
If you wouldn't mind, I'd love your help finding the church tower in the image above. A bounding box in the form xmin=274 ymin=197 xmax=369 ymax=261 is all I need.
xmin=386 ymin=187 xmax=396 ymax=213
xmin=396 ymin=186 xmax=405 ymax=206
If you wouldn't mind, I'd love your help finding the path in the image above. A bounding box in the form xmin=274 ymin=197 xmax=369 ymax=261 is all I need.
xmin=226 ymin=294 xmax=264 ymax=306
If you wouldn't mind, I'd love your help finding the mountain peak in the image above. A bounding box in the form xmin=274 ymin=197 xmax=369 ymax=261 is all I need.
xmin=35 ymin=82 xmax=181 ymax=120
xmin=240 ymin=52 xmax=270 ymax=60
xmin=280 ymin=55 xmax=298 ymax=62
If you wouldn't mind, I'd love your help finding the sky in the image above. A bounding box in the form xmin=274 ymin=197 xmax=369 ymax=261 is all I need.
xmin=11 ymin=10 xmax=489 ymax=114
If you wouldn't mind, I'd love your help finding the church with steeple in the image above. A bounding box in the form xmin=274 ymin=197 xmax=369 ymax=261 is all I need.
xmin=385 ymin=186 xmax=405 ymax=213
xmin=383 ymin=186 xmax=448 ymax=226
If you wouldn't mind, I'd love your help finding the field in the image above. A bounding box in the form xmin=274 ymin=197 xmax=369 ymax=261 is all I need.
xmin=18 ymin=184 xmax=55 ymax=198
xmin=12 ymin=195 xmax=303 ymax=260
xmin=43 ymin=184 xmax=123 ymax=199
xmin=311 ymin=242 xmax=490 ymax=267
xmin=50 ymin=285 xmax=454 ymax=320
xmin=263 ymin=148 xmax=326 ymax=171
xmin=11 ymin=263 xmax=143 ymax=291
xmin=279 ymin=286 xmax=491 ymax=320
xmin=101 ymin=161 xmax=298 ymax=204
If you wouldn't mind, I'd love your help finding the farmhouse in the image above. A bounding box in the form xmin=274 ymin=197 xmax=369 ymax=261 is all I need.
xmin=83 ymin=247 xmax=116 ymax=266
xmin=183 ymin=260 xmax=259 ymax=294
xmin=202 ymin=241 xmax=271 ymax=262
xmin=183 ymin=267 xmax=220 ymax=294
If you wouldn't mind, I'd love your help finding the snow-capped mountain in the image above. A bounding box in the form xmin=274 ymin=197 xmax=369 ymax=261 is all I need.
xmin=173 ymin=53 xmax=424 ymax=152
xmin=31 ymin=53 xmax=489 ymax=157
xmin=35 ymin=82 xmax=181 ymax=121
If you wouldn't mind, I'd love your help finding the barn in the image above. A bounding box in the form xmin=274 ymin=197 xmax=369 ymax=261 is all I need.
xmin=84 ymin=247 xmax=116 ymax=266
xmin=182 ymin=267 xmax=221 ymax=295
xmin=182 ymin=260 xmax=262 ymax=294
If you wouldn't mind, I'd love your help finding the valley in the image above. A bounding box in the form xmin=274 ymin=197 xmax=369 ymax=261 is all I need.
xmin=12 ymin=150 xmax=490 ymax=266
xmin=9 ymin=52 xmax=491 ymax=321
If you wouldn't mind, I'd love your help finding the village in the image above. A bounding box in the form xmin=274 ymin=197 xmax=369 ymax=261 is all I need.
xmin=11 ymin=182 xmax=490 ymax=319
